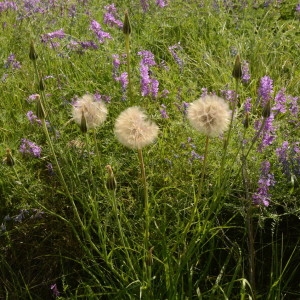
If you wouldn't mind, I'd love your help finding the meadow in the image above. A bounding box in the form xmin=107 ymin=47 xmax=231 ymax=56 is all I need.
xmin=1 ymin=0 xmax=300 ymax=299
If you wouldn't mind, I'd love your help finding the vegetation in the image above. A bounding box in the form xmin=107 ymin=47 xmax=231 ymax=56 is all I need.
xmin=1 ymin=0 xmax=300 ymax=299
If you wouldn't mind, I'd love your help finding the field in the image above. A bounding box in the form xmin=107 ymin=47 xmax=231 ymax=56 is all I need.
xmin=1 ymin=0 xmax=300 ymax=299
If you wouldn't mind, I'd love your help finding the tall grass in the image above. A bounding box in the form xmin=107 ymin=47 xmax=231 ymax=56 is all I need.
xmin=1 ymin=0 xmax=300 ymax=299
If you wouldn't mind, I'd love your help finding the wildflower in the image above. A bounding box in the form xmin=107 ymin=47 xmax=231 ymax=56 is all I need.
xmin=244 ymin=97 xmax=252 ymax=113
xmin=0 ymin=1 xmax=18 ymax=12
xmin=168 ymin=43 xmax=184 ymax=71
xmin=255 ymin=114 xmax=276 ymax=151
xmin=72 ymin=94 xmax=108 ymax=131
xmin=241 ymin=61 xmax=250 ymax=84
xmin=140 ymin=0 xmax=150 ymax=12
xmin=90 ymin=20 xmax=111 ymax=43
xmin=138 ymin=50 xmax=159 ymax=97
xmin=156 ymin=0 xmax=168 ymax=7
xmin=160 ymin=104 xmax=169 ymax=118
xmin=50 ymin=283 xmax=60 ymax=297
xmin=288 ymin=95 xmax=299 ymax=117
xmin=276 ymin=141 xmax=290 ymax=176
xmin=104 ymin=4 xmax=123 ymax=29
xmin=27 ymin=93 xmax=40 ymax=103
xmin=258 ymin=76 xmax=273 ymax=107
xmin=187 ymin=95 xmax=231 ymax=137
xmin=79 ymin=41 xmax=98 ymax=50
xmin=252 ymin=161 xmax=275 ymax=207
xmin=114 ymin=106 xmax=159 ymax=149
xmin=272 ymin=88 xmax=287 ymax=114
xmin=138 ymin=50 xmax=156 ymax=66
xmin=4 ymin=53 xmax=21 ymax=69
xmin=114 ymin=72 xmax=129 ymax=91
xmin=26 ymin=111 xmax=42 ymax=126
xmin=41 ymin=29 xmax=65 ymax=43
xmin=221 ymin=88 xmax=237 ymax=104
xmin=19 ymin=138 xmax=42 ymax=158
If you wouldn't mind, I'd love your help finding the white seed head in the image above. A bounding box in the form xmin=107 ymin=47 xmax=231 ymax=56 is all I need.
xmin=72 ymin=94 xmax=107 ymax=130
xmin=114 ymin=106 xmax=159 ymax=149
xmin=187 ymin=95 xmax=231 ymax=137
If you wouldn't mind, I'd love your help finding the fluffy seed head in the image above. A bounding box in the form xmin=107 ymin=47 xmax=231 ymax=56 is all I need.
xmin=187 ymin=95 xmax=231 ymax=137
xmin=72 ymin=94 xmax=108 ymax=130
xmin=114 ymin=106 xmax=159 ymax=149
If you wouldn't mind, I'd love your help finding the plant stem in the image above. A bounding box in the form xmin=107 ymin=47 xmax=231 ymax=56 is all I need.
xmin=125 ymin=34 xmax=133 ymax=103
xmin=137 ymin=148 xmax=152 ymax=297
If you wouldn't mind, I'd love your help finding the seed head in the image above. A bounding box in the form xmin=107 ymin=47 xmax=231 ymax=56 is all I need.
xmin=187 ymin=95 xmax=231 ymax=137
xmin=72 ymin=94 xmax=108 ymax=131
xmin=114 ymin=106 xmax=159 ymax=149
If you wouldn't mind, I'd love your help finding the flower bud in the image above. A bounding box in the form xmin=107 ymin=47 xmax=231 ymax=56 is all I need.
xmin=232 ymin=54 xmax=242 ymax=80
xmin=5 ymin=149 xmax=14 ymax=166
xmin=29 ymin=41 xmax=38 ymax=61
xmin=80 ymin=111 xmax=87 ymax=133
xmin=123 ymin=11 xmax=131 ymax=35
xmin=105 ymin=165 xmax=117 ymax=191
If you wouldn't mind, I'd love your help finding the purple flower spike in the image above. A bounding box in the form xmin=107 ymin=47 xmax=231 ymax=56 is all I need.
xmin=273 ymin=88 xmax=287 ymax=114
xmin=258 ymin=76 xmax=273 ymax=106
xmin=19 ymin=138 xmax=42 ymax=158
xmin=252 ymin=161 xmax=275 ymax=207
xmin=90 ymin=20 xmax=111 ymax=43
xmin=104 ymin=4 xmax=123 ymax=28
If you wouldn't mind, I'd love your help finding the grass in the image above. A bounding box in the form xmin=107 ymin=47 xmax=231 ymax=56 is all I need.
xmin=1 ymin=0 xmax=300 ymax=299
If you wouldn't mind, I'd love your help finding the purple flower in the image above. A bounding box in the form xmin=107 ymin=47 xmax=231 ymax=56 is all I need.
xmin=138 ymin=50 xmax=159 ymax=97
xmin=0 ymin=1 xmax=18 ymax=12
xmin=244 ymin=97 xmax=252 ymax=113
xmin=258 ymin=76 xmax=273 ymax=106
xmin=90 ymin=20 xmax=111 ymax=43
xmin=182 ymin=102 xmax=189 ymax=115
xmin=288 ymin=95 xmax=299 ymax=117
xmin=161 ymin=89 xmax=169 ymax=98
xmin=41 ymin=29 xmax=65 ymax=43
xmin=156 ymin=0 xmax=168 ymax=7
xmin=241 ymin=61 xmax=250 ymax=84
xmin=252 ymin=161 xmax=275 ymax=207
xmin=19 ymin=138 xmax=42 ymax=158
xmin=27 ymin=94 xmax=40 ymax=103
xmin=296 ymin=3 xmax=300 ymax=12
xmin=255 ymin=114 xmax=276 ymax=151
xmin=272 ymin=88 xmax=286 ymax=114
xmin=201 ymin=88 xmax=208 ymax=98
xmin=50 ymin=283 xmax=60 ymax=297
xmin=115 ymin=72 xmax=128 ymax=90
xmin=221 ymin=89 xmax=237 ymax=104
xmin=4 ymin=54 xmax=21 ymax=69
xmin=104 ymin=4 xmax=123 ymax=28
xmin=140 ymin=0 xmax=149 ymax=12
xmin=94 ymin=92 xmax=111 ymax=104
xmin=276 ymin=141 xmax=289 ymax=176
xmin=168 ymin=43 xmax=184 ymax=71
xmin=26 ymin=111 xmax=42 ymax=125
xmin=79 ymin=41 xmax=98 ymax=50
xmin=190 ymin=150 xmax=204 ymax=161
xmin=160 ymin=104 xmax=169 ymax=118
xmin=151 ymin=78 xmax=159 ymax=98
xmin=138 ymin=50 xmax=156 ymax=66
